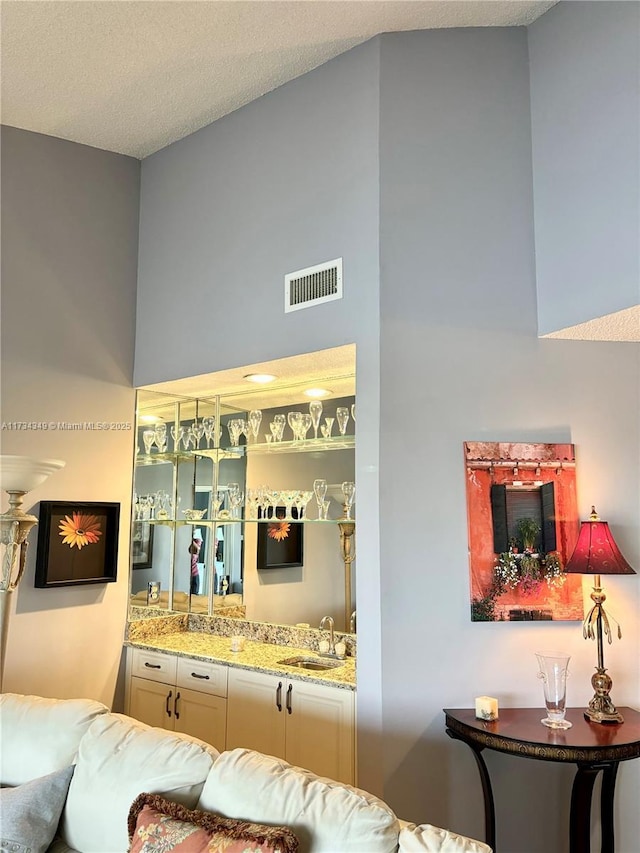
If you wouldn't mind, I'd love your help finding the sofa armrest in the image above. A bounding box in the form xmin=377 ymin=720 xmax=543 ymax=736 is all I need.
xmin=398 ymin=823 xmax=492 ymax=853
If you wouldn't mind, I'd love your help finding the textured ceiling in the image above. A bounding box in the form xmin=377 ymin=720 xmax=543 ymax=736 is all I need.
xmin=542 ymin=305 xmax=640 ymax=343
xmin=1 ymin=0 xmax=555 ymax=159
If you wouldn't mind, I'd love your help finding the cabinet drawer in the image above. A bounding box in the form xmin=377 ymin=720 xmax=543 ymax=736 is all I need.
xmin=176 ymin=656 xmax=228 ymax=697
xmin=131 ymin=648 xmax=177 ymax=684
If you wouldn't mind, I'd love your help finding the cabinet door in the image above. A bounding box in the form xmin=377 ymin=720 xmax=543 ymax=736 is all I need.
xmin=174 ymin=687 xmax=227 ymax=752
xmin=226 ymin=668 xmax=285 ymax=759
xmin=129 ymin=676 xmax=174 ymax=731
xmin=285 ymin=680 xmax=354 ymax=784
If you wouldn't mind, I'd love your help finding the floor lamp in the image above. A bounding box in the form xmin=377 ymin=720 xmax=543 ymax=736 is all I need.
xmin=0 ymin=455 xmax=65 ymax=688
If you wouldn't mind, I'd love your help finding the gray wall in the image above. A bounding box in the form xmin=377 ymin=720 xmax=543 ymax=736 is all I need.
xmin=0 ymin=127 xmax=140 ymax=705
xmin=529 ymin=1 xmax=640 ymax=334
xmin=135 ymin=39 xmax=385 ymax=791
xmin=378 ymin=27 xmax=639 ymax=851
xmin=135 ymin=17 xmax=640 ymax=851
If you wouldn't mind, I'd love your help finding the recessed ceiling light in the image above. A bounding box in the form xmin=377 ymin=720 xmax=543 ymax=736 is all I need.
xmin=304 ymin=388 xmax=331 ymax=398
xmin=244 ymin=373 xmax=277 ymax=384
xmin=138 ymin=414 xmax=164 ymax=424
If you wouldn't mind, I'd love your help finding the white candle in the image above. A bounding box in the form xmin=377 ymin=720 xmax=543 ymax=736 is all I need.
xmin=475 ymin=696 xmax=499 ymax=721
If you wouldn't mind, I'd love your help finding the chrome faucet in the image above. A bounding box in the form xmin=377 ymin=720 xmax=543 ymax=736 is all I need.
xmin=349 ymin=610 xmax=357 ymax=633
xmin=319 ymin=615 xmax=335 ymax=655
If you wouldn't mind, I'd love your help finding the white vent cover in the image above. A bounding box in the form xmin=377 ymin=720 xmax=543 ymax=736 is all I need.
xmin=284 ymin=258 xmax=343 ymax=313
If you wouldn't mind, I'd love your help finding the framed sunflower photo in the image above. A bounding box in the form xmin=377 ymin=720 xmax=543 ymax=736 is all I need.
xmin=256 ymin=507 xmax=304 ymax=570
xmin=35 ymin=501 xmax=120 ymax=588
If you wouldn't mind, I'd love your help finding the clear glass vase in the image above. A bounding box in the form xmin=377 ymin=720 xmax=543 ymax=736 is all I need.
xmin=535 ymin=651 xmax=572 ymax=729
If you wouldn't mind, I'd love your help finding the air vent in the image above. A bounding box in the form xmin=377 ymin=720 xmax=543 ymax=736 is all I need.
xmin=284 ymin=258 xmax=343 ymax=313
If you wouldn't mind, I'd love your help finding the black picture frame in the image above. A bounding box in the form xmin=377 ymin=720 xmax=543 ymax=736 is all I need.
xmin=131 ymin=521 xmax=154 ymax=569
xmin=257 ymin=508 xmax=304 ymax=570
xmin=35 ymin=501 xmax=120 ymax=588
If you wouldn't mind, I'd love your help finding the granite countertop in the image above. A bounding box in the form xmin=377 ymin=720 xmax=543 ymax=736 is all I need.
xmin=126 ymin=631 xmax=356 ymax=690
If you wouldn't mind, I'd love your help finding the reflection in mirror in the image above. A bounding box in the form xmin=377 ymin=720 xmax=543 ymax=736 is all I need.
xmin=130 ymin=345 xmax=356 ymax=632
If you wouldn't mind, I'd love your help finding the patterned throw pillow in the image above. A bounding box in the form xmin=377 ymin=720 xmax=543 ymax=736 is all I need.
xmin=128 ymin=793 xmax=299 ymax=853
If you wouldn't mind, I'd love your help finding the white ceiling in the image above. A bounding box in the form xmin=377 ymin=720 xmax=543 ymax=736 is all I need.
xmin=1 ymin=0 xmax=555 ymax=159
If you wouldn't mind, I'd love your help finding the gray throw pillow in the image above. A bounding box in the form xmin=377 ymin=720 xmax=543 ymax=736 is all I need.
xmin=0 ymin=765 xmax=74 ymax=853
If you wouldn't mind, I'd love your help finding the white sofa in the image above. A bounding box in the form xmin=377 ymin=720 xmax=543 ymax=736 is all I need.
xmin=0 ymin=693 xmax=491 ymax=853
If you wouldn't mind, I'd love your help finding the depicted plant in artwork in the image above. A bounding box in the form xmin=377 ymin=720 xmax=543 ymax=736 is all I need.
xmin=517 ymin=517 xmax=541 ymax=552
xmin=58 ymin=512 xmax=103 ymax=550
xmin=267 ymin=521 xmax=290 ymax=542
xmin=493 ymin=550 xmax=565 ymax=596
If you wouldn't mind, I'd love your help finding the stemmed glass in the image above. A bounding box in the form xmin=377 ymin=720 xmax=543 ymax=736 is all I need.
xmin=211 ymin=491 xmax=224 ymax=518
xmin=170 ymin=425 xmax=184 ymax=452
xmin=336 ymin=407 xmax=350 ymax=436
xmin=154 ymin=423 xmax=167 ymax=452
xmin=313 ymin=479 xmax=328 ymax=520
xmin=203 ymin=416 xmax=216 ymax=448
xmin=341 ymin=481 xmax=356 ymax=519
xmin=287 ymin=411 xmax=302 ymax=441
xmin=281 ymin=490 xmax=297 ymax=521
xmin=183 ymin=427 xmax=196 ymax=450
xmin=227 ymin=419 xmax=243 ymax=447
xmin=155 ymin=490 xmax=170 ymax=520
xmin=309 ymin=401 xmax=323 ymax=439
xmin=248 ymin=410 xmax=263 ymax=443
xmin=294 ymin=491 xmax=314 ymax=520
xmin=271 ymin=414 xmax=285 ymax=442
xmin=299 ymin=413 xmax=312 ymax=441
xmin=321 ymin=417 xmax=334 ymax=439
xmin=142 ymin=429 xmax=155 ymax=455
xmin=229 ymin=487 xmax=244 ymax=520
xmin=191 ymin=420 xmax=205 ymax=449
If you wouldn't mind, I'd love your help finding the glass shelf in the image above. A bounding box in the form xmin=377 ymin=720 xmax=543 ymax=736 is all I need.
xmin=136 ymin=435 xmax=353 ymax=465
xmin=245 ymin=435 xmax=354 ymax=454
xmin=143 ymin=517 xmax=352 ymax=527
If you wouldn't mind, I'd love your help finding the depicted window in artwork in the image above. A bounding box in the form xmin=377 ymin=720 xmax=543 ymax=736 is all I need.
xmin=464 ymin=442 xmax=583 ymax=622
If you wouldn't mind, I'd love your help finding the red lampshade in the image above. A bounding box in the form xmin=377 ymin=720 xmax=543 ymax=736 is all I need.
xmin=565 ymin=507 xmax=636 ymax=576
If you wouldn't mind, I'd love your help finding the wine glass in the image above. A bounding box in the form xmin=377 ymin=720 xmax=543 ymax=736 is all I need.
xmin=227 ymin=419 xmax=243 ymax=446
xmin=321 ymin=416 xmax=335 ymax=439
xmin=295 ymin=490 xmax=314 ymax=520
xmin=273 ymin=414 xmax=285 ymax=442
xmin=336 ymin=407 xmax=350 ymax=436
xmin=191 ymin=420 xmax=205 ymax=449
xmin=170 ymin=424 xmax=184 ymax=451
xmin=229 ymin=487 xmax=244 ymax=519
xmin=313 ymin=479 xmax=328 ymax=520
xmin=341 ymin=481 xmax=355 ymax=519
xmin=299 ymin=413 xmax=312 ymax=440
xmin=211 ymin=491 xmax=224 ymax=518
xmin=309 ymin=401 xmax=323 ymax=439
xmin=248 ymin=410 xmax=263 ymax=443
xmin=202 ymin=416 xmax=216 ymax=448
xmin=142 ymin=429 xmax=155 ymax=455
xmin=154 ymin=423 xmax=167 ymax=452
xmin=287 ymin=411 xmax=302 ymax=441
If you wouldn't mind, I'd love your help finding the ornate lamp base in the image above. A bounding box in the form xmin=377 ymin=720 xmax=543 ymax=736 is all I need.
xmin=584 ymin=668 xmax=624 ymax=724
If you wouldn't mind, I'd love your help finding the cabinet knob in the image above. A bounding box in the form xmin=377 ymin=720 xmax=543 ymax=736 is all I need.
xmin=286 ymin=683 xmax=293 ymax=715
xmin=166 ymin=690 xmax=173 ymax=718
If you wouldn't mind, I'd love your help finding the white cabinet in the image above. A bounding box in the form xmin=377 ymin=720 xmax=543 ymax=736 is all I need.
xmin=225 ymin=667 xmax=354 ymax=784
xmin=128 ymin=648 xmax=228 ymax=751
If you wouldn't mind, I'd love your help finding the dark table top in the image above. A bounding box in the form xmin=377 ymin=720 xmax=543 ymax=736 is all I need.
xmin=444 ymin=707 xmax=640 ymax=763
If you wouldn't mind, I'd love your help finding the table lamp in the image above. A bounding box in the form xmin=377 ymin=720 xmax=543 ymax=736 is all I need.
xmin=564 ymin=507 xmax=636 ymax=724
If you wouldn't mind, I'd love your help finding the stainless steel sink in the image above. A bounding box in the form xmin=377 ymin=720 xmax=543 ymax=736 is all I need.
xmin=277 ymin=656 xmax=344 ymax=671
